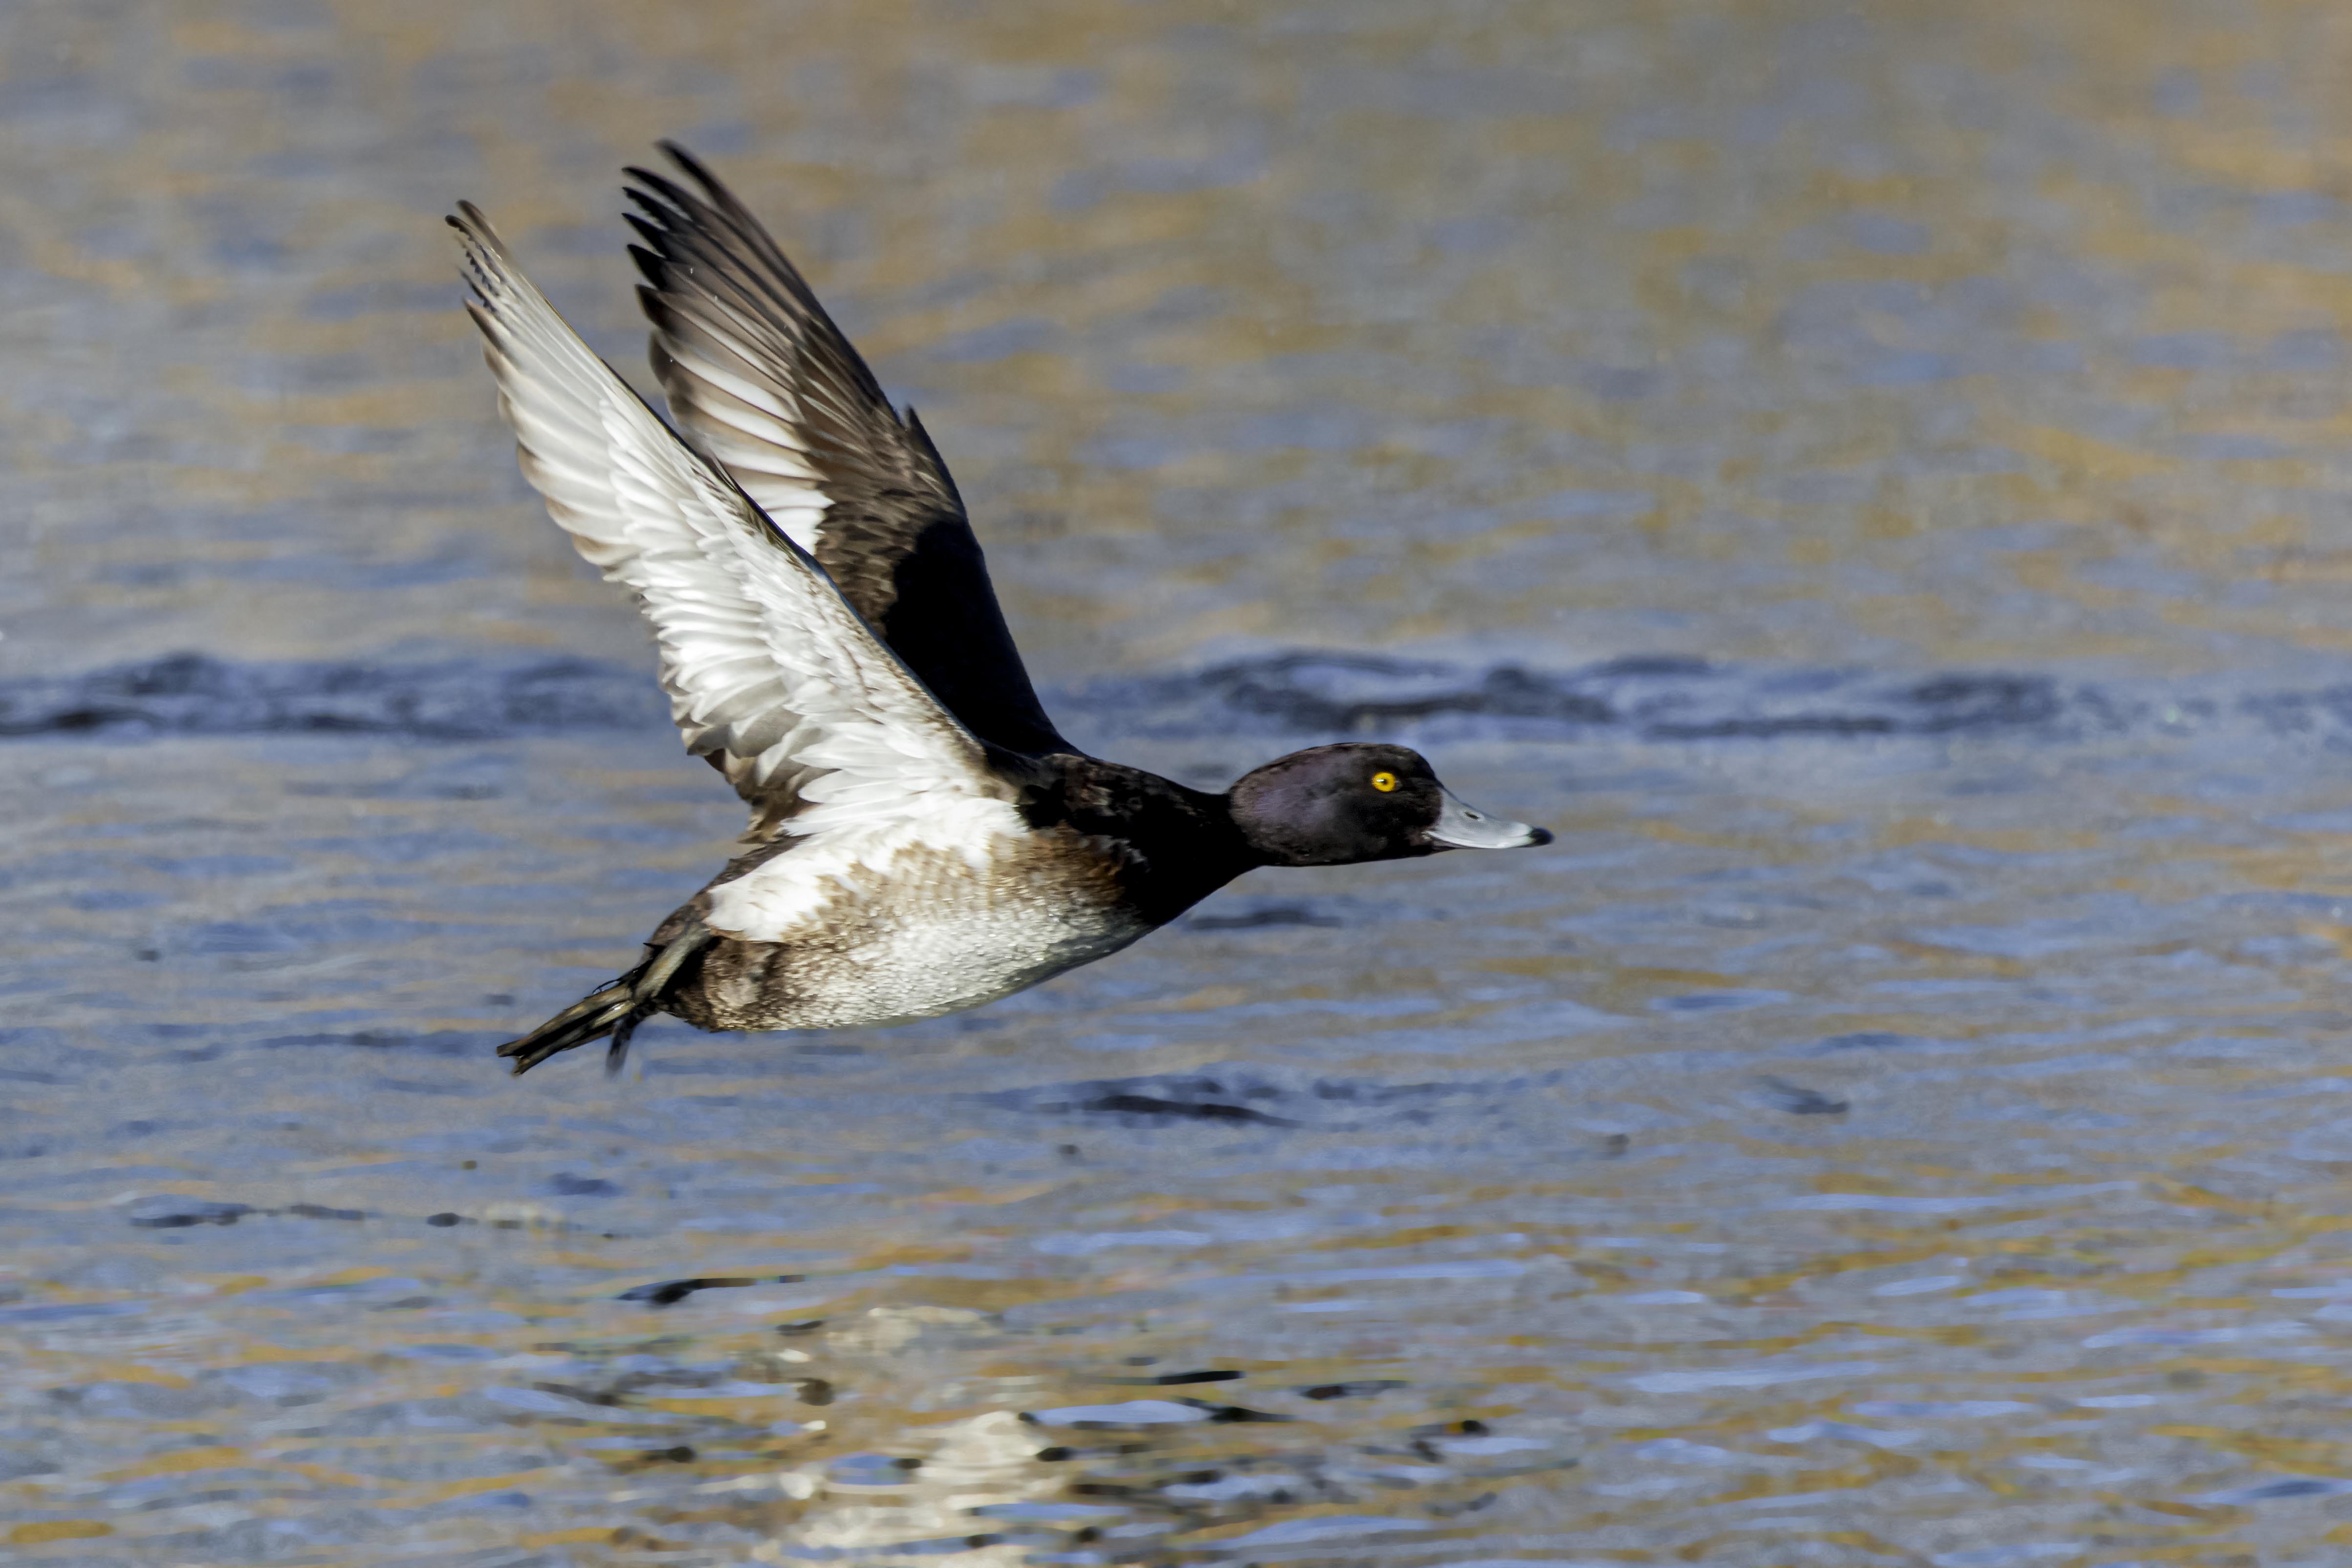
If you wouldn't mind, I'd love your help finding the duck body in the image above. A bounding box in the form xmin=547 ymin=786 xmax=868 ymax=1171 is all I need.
xmin=653 ymin=753 xmax=1247 ymax=1033
xmin=449 ymin=145 xmax=1550 ymax=1077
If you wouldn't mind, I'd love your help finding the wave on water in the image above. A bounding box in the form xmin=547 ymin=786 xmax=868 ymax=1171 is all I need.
xmin=1058 ymin=652 xmax=2078 ymax=742
xmin=0 ymin=652 xmax=667 ymax=740
xmin=6 ymin=648 xmax=2352 ymax=747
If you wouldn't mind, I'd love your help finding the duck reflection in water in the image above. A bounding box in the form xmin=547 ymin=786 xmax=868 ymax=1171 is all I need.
xmin=449 ymin=145 xmax=1551 ymax=1076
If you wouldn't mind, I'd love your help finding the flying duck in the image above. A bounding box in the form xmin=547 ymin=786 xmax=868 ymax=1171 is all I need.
xmin=450 ymin=144 xmax=1550 ymax=1077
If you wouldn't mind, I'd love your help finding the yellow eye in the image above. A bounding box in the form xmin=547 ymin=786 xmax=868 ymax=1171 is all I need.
xmin=1371 ymin=771 xmax=1398 ymax=793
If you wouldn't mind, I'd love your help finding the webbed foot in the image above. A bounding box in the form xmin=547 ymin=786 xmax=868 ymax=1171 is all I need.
xmin=497 ymin=917 xmax=715 ymax=1077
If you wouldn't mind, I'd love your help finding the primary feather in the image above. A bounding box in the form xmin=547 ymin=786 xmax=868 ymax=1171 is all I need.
xmin=623 ymin=143 xmax=1069 ymax=757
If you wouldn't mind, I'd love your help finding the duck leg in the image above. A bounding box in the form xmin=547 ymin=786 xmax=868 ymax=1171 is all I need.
xmin=601 ymin=922 xmax=714 ymax=1078
xmin=497 ymin=916 xmax=715 ymax=1077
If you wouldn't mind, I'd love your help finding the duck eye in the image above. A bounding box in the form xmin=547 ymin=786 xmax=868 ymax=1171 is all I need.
xmin=1371 ymin=771 xmax=1398 ymax=793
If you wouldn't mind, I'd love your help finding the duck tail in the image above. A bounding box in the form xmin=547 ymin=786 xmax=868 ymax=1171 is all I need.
xmin=497 ymin=917 xmax=715 ymax=1078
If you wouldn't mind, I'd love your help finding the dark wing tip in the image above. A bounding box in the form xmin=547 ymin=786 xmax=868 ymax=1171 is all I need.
xmin=622 ymin=165 xmax=697 ymax=220
xmin=659 ymin=139 xmax=724 ymax=194
xmin=625 ymin=234 xmax=669 ymax=288
xmin=448 ymin=204 xmax=511 ymax=311
xmin=446 ymin=202 xmax=513 ymax=276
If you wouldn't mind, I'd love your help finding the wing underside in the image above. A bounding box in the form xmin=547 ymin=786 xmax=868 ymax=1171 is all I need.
xmin=450 ymin=201 xmax=1008 ymax=844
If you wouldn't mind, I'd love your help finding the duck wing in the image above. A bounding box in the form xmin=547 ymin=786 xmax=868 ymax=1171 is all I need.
xmin=621 ymin=143 xmax=1071 ymax=759
xmin=451 ymin=202 xmax=1014 ymax=844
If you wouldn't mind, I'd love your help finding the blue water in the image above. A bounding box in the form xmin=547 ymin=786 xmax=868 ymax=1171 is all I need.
xmin=15 ymin=2 xmax=2352 ymax=1565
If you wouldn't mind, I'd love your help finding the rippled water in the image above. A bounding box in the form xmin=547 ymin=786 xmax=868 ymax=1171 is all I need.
xmin=16 ymin=2 xmax=2352 ymax=1563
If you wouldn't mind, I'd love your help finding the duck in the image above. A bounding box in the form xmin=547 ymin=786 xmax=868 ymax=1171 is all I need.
xmin=449 ymin=143 xmax=1551 ymax=1077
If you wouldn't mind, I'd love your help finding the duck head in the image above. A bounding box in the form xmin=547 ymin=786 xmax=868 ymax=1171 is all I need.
xmin=1228 ymin=743 xmax=1551 ymax=867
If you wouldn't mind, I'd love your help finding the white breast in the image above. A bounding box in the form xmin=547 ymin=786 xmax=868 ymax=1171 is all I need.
xmin=700 ymin=805 xmax=1153 ymax=1028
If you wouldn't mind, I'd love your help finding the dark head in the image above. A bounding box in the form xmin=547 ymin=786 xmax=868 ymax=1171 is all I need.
xmin=1227 ymin=743 xmax=1552 ymax=868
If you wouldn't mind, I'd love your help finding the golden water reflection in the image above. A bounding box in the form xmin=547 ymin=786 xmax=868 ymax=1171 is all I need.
xmin=15 ymin=0 xmax=2352 ymax=1562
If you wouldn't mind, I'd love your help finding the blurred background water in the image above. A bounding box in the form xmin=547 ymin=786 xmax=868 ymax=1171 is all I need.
xmin=16 ymin=1 xmax=2352 ymax=1563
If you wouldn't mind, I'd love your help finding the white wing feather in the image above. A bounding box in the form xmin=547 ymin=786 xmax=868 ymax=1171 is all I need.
xmin=449 ymin=204 xmax=1014 ymax=882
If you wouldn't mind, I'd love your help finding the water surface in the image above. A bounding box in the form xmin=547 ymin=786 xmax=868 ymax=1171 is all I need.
xmin=13 ymin=3 xmax=2352 ymax=1564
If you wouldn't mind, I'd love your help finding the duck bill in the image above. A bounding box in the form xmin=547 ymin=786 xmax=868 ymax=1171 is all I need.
xmin=1428 ymin=790 xmax=1552 ymax=850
